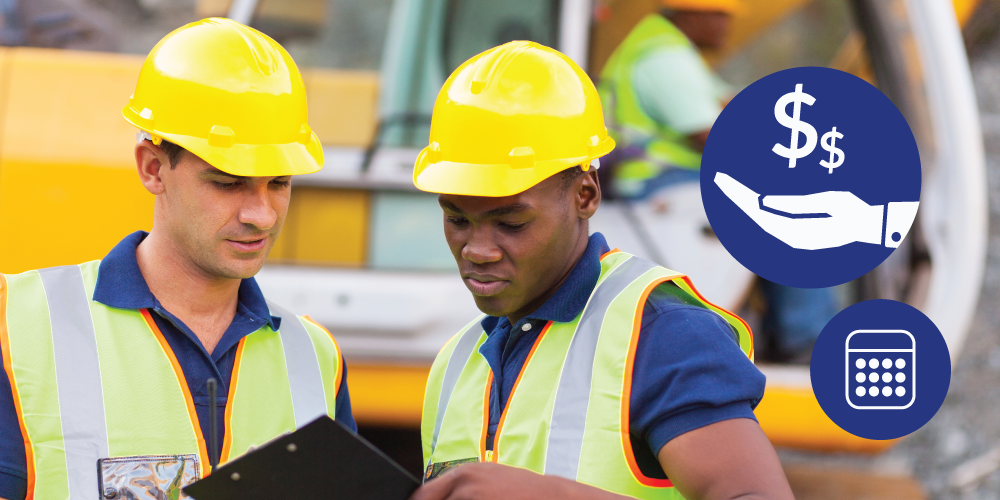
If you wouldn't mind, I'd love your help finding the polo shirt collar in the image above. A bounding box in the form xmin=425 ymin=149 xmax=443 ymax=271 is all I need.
xmin=92 ymin=231 xmax=279 ymax=331
xmin=481 ymin=232 xmax=612 ymax=332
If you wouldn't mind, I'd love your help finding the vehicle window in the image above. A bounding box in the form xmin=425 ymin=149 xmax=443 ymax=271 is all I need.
xmin=368 ymin=191 xmax=457 ymax=272
xmin=715 ymin=0 xmax=856 ymax=89
xmin=3 ymin=0 xmax=393 ymax=71
xmin=442 ymin=0 xmax=559 ymax=74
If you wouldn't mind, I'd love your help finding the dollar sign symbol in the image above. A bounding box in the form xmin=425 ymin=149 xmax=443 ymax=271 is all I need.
xmin=772 ymin=83 xmax=817 ymax=168
xmin=819 ymin=127 xmax=845 ymax=174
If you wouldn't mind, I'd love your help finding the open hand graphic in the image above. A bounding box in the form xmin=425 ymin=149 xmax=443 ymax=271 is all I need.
xmin=714 ymin=172 xmax=919 ymax=250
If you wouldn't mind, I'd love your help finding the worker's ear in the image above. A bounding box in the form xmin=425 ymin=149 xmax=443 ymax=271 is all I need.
xmin=576 ymin=168 xmax=601 ymax=220
xmin=135 ymin=140 xmax=170 ymax=195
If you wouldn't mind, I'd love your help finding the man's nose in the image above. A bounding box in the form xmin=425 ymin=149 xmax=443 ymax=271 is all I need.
xmin=461 ymin=229 xmax=503 ymax=265
xmin=238 ymin=183 xmax=278 ymax=230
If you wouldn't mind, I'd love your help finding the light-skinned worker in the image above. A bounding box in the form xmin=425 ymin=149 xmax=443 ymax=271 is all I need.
xmin=411 ymin=41 xmax=794 ymax=500
xmin=0 ymin=18 xmax=353 ymax=499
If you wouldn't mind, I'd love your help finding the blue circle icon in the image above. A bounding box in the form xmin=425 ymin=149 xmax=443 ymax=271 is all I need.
xmin=701 ymin=67 xmax=921 ymax=288
xmin=811 ymin=300 xmax=950 ymax=440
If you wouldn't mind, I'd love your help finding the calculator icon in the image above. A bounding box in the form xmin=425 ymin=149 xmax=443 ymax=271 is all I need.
xmin=845 ymin=330 xmax=915 ymax=410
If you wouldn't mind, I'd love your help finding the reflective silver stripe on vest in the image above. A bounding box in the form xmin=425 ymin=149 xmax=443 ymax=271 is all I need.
xmin=267 ymin=301 xmax=328 ymax=428
xmin=430 ymin=319 xmax=485 ymax=458
xmin=545 ymin=256 xmax=657 ymax=479
xmin=38 ymin=265 xmax=109 ymax=499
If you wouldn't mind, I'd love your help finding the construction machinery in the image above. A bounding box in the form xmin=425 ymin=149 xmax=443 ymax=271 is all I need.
xmin=0 ymin=0 xmax=986 ymax=454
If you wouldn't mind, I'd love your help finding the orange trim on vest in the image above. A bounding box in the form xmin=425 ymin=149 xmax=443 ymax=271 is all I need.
xmin=623 ymin=277 xmax=676 ymax=488
xmin=678 ymin=276 xmax=754 ymax=359
xmin=480 ymin=371 xmax=492 ymax=461
xmin=219 ymin=337 xmax=246 ymax=464
xmin=140 ymin=309 xmax=212 ymax=475
xmin=600 ymin=248 xmax=622 ymax=260
xmin=0 ymin=274 xmax=35 ymax=499
xmin=490 ymin=320 xmax=553 ymax=463
xmin=303 ymin=315 xmax=342 ymax=398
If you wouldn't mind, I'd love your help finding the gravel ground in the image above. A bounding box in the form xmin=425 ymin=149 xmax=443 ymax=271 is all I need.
xmin=776 ymin=27 xmax=1000 ymax=500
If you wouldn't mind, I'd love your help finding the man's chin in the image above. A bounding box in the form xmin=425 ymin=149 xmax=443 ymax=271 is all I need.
xmin=472 ymin=296 xmax=519 ymax=319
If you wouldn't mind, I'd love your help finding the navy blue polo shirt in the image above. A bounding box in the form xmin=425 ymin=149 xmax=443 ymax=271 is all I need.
xmin=479 ymin=233 xmax=764 ymax=476
xmin=0 ymin=231 xmax=356 ymax=499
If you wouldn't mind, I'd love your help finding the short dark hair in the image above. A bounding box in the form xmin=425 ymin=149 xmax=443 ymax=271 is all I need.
xmin=158 ymin=140 xmax=186 ymax=168
xmin=559 ymin=165 xmax=585 ymax=191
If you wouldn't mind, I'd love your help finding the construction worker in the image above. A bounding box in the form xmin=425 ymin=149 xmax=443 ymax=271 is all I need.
xmin=598 ymin=0 xmax=739 ymax=199
xmin=0 ymin=18 xmax=353 ymax=499
xmin=412 ymin=41 xmax=793 ymax=500
xmin=600 ymin=0 xmax=839 ymax=362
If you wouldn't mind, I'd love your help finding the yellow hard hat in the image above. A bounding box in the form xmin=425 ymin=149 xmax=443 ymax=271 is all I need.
xmin=662 ymin=0 xmax=744 ymax=15
xmin=412 ymin=41 xmax=615 ymax=197
xmin=123 ymin=18 xmax=323 ymax=177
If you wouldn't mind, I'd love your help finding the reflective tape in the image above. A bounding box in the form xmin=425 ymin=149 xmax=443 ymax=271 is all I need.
xmin=545 ymin=256 xmax=656 ymax=479
xmin=39 ymin=265 xmax=108 ymax=499
xmin=267 ymin=301 xmax=327 ymax=428
xmin=430 ymin=320 xmax=485 ymax=455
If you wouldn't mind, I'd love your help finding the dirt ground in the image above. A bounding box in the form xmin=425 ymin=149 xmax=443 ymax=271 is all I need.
xmin=774 ymin=25 xmax=1000 ymax=500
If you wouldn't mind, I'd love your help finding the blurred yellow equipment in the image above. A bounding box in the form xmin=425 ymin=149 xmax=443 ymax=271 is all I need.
xmin=662 ymin=0 xmax=744 ymax=15
xmin=412 ymin=41 xmax=615 ymax=197
xmin=122 ymin=17 xmax=324 ymax=177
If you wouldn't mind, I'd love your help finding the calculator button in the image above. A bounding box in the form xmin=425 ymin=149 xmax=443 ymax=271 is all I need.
xmin=855 ymin=358 xmax=866 ymax=369
xmin=896 ymin=358 xmax=906 ymax=369
xmin=881 ymin=372 xmax=892 ymax=383
xmin=895 ymin=386 xmax=906 ymax=397
xmin=855 ymin=372 xmax=865 ymax=383
xmin=868 ymin=372 xmax=878 ymax=383
xmin=895 ymin=372 xmax=905 ymax=383
xmin=855 ymin=386 xmax=865 ymax=397
xmin=868 ymin=386 xmax=878 ymax=397
xmin=869 ymin=358 xmax=879 ymax=369
xmin=882 ymin=386 xmax=892 ymax=397
xmin=882 ymin=358 xmax=892 ymax=369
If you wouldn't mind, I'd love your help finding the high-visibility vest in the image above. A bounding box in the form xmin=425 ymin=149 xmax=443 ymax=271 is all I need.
xmin=421 ymin=251 xmax=753 ymax=499
xmin=0 ymin=261 xmax=343 ymax=499
xmin=598 ymin=14 xmax=709 ymax=182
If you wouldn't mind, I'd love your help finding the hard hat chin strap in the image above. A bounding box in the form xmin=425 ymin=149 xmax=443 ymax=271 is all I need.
xmin=136 ymin=131 xmax=163 ymax=146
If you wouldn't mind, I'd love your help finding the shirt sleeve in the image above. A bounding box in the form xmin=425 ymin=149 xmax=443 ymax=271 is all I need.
xmin=629 ymin=284 xmax=766 ymax=458
xmin=334 ymin=355 xmax=357 ymax=432
xmin=0 ymin=366 xmax=27 ymax=500
xmin=631 ymin=47 xmax=722 ymax=135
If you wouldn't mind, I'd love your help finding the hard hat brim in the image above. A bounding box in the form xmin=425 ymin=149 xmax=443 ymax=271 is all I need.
xmin=124 ymin=107 xmax=324 ymax=177
xmin=412 ymin=138 xmax=615 ymax=197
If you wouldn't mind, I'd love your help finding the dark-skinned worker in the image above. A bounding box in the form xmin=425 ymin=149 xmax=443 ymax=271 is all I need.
xmin=409 ymin=41 xmax=794 ymax=500
xmin=598 ymin=0 xmax=740 ymax=199
xmin=0 ymin=18 xmax=353 ymax=499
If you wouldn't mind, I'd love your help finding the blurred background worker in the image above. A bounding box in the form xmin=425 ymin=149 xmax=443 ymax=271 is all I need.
xmin=598 ymin=0 xmax=739 ymax=199
xmin=0 ymin=18 xmax=353 ymax=499
xmin=599 ymin=0 xmax=839 ymax=363
xmin=412 ymin=41 xmax=793 ymax=500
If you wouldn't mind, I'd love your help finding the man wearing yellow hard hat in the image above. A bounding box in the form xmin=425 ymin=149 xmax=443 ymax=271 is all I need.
xmin=411 ymin=41 xmax=793 ymax=500
xmin=599 ymin=0 xmax=741 ymax=199
xmin=0 ymin=18 xmax=353 ymax=499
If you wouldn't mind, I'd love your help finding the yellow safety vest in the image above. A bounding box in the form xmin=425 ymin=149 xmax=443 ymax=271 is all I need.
xmin=422 ymin=251 xmax=753 ymax=499
xmin=0 ymin=261 xmax=342 ymax=499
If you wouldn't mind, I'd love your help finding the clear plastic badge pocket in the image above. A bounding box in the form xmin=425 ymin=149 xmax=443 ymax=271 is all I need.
xmin=98 ymin=454 xmax=200 ymax=499
xmin=845 ymin=330 xmax=915 ymax=410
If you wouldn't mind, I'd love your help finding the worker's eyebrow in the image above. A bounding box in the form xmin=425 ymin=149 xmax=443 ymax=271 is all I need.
xmin=439 ymin=199 xmax=532 ymax=218
xmin=200 ymin=167 xmax=243 ymax=179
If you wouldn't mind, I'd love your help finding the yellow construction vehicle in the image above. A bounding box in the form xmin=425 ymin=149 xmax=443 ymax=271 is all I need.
xmin=0 ymin=0 xmax=987 ymax=456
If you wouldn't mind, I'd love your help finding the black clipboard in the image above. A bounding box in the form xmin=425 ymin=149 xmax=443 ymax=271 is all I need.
xmin=183 ymin=416 xmax=420 ymax=500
